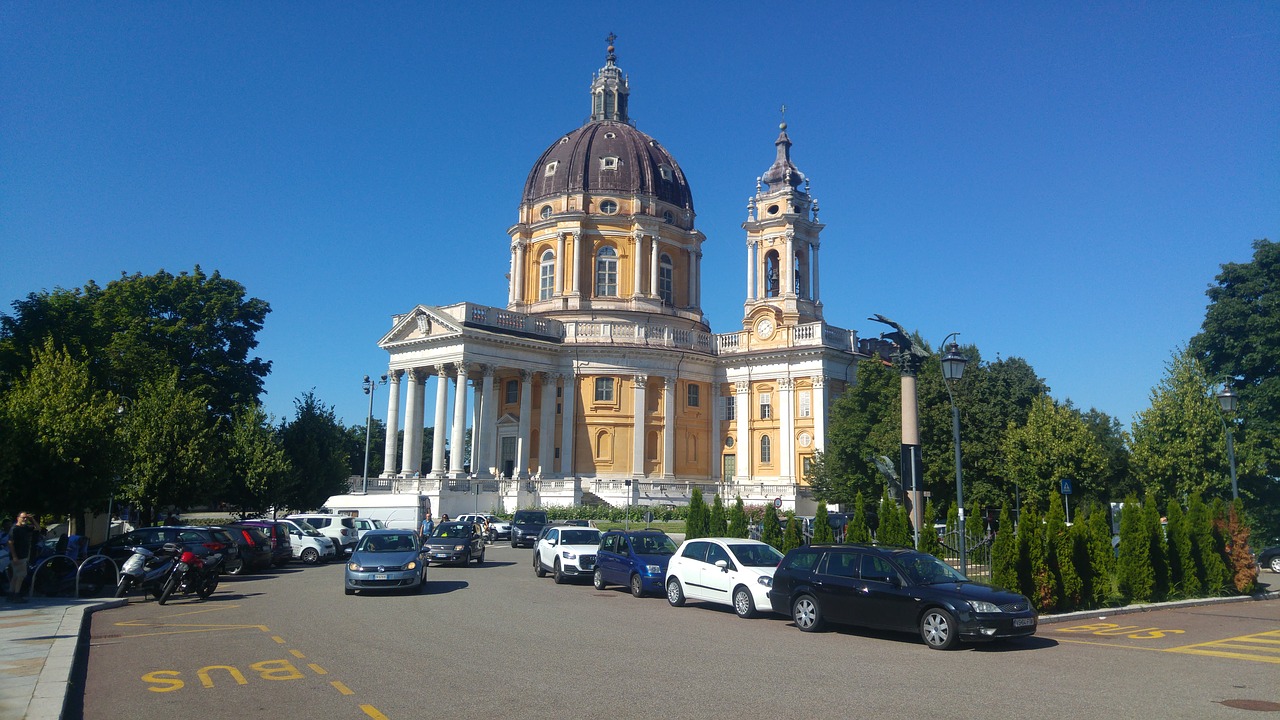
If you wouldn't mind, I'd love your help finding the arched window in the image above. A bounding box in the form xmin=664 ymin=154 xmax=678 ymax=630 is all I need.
xmin=760 ymin=434 xmax=772 ymax=464
xmin=596 ymin=246 xmax=618 ymax=297
xmin=764 ymin=250 xmax=781 ymax=298
xmin=539 ymin=250 xmax=555 ymax=300
xmin=658 ymin=253 xmax=674 ymax=304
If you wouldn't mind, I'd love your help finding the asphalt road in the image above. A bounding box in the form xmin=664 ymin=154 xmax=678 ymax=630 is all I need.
xmin=77 ymin=544 xmax=1280 ymax=720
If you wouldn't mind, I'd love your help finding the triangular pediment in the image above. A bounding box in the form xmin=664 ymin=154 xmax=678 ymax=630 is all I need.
xmin=496 ymin=413 xmax=520 ymax=427
xmin=379 ymin=306 xmax=464 ymax=347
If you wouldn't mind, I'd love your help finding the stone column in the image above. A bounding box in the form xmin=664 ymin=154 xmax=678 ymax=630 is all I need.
xmin=735 ymin=380 xmax=751 ymax=481
xmin=538 ymin=373 xmax=556 ymax=476
xmin=570 ymin=233 xmax=581 ymax=297
xmin=778 ymin=377 xmax=795 ymax=482
xmin=470 ymin=376 xmax=482 ymax=475
xmin=812 ymin=375 xmax=827 ymax=453
xmin=400 ymin=369 xmax=423 ymax=476
xmin=632 ymin=233 xmax=644 ymax=298
xmin=514 ymin=242 xmax=527 ymax=304
xmin=692 ymin=250 xmax=701 ymax=307
xmin=431 ymin=364 xmax=449 ymax=477
xmin=413 ymin=370 xmax=427 ymax=474
xmin=383 ymin=370 xmax=403 ymax=477
xmin=710 ymin=381 xmax=723 ymax=483
xmin=783 ymin=230 xmax=795 ymax=298
xmin=508 ymin=241 xmax=519 ymax=305
xmin=516 ymin=370 xmax=533 ymax=479
xmin=812 ymin=244 xmax=821 ymax=303
xmin=449 ymin=364 xmax=469 ymax=477
xmin=662 ymin=376 xmax=676 ymax=480
xmin=560 ymin=369 xmax=576 ymax=477
xmin=479 ymin=365 xmax=497 ymax=476
xmin=555 ymin=233 xmax=566 ymax=295
xmin=632 ymin=375 xmax=648 ymax=479
xmin=650 ymin=237 xmax=660 ymax=297
xmin=745 ymin=240 xmax=754 ymax=300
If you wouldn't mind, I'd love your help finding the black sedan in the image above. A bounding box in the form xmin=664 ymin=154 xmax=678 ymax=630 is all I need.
xmin=768 ymin=543 xmax=1037 ymax=650
xmin=1257 ymin=545 xmax=1280 ymax=574
xmin=422 ymin=522 xmax=486 ymax=566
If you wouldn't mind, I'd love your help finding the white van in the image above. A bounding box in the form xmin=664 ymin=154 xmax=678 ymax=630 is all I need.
xmin=321 ymin=494 xmax=433 ymax=533
xmin=277 ymin=518 xmax=338 ymax=564
xmin=288 ymin=513 xmax=359 ymax=555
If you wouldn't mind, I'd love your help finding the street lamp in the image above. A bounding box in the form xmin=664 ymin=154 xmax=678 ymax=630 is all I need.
xmin=361 ymin=374 xmax=388 ymax=494
xmin=1215 ymin=384 xmax=1239 ymax=502
xmin=940 ymin=333 xmax=969 ymax=575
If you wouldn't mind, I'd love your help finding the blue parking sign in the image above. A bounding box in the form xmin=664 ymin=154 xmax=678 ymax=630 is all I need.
xmin=1060 ymin=478 xmax=1074 ymax=495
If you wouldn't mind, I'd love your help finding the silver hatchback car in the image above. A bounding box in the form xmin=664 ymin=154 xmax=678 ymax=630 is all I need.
xmin=344 ymin=529 xmax=429 ymax=595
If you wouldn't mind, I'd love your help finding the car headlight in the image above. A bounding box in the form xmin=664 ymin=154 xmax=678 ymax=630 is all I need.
xmin=562 ymin=551 xmax=578 ymax=560
xmin=968 ymin=600 xmax=1002 ymax=613
xmin=404 ymin=561 xmax=417 ymax=571
xmin=645 ymin=564 xmax=662 ymax=575
xmin=757 ymin=576 xmax=773 ymax=588
xmin=453 ymin=544 xmax=466 ymax=552
xmin=348 ymin=563 xmax=363 ymax=571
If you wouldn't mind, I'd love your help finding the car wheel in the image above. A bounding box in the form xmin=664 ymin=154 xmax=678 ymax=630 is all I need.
xmin=553 ymin=559 xmax=566 ymax=584
xmin=300 ymin=547 xmax=319 ymax=564
xmin=226 ymin=558 xmax=245 ymax=576
xmin=534 ymin=553 xmax=547 ymax=577
xmin=510 ymin=538 xmax=518 ymax=548
xmin=629 ymin=573 xmax=644 ymax=598
xmin=793 ymin=594 xmax=823 ymax=632
xmin=732 ymin=585 xmax=757 ymax=619
xmin=666 ymin=577 xmax=685 ymax=607
xmin=593 ymin=567 xmax=607 ymax=590
xmin=1270 ymin=556 xmax=1280 ymax=574
xmin=921 ymin=608 xmax=959 ymax=650
xmin=476 ymin=548 xmax=485 ymax=564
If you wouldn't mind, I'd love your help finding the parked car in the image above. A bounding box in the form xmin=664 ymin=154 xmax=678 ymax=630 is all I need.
xmin=423 ymin=521 xmax=486 ymax=565
xmin=288 ymin=513 xmax=358 ymax=555
xmin=278 ymin=518 xmax=338 ymax=564
xmin=344 ymin=529 xmax=429 ymax=595
xmin=463 ymin=513 xmax=511 ymax=542
xmin=510 ymin=509 xmax=549 ymax=548
xmin=212 ymin=525 xmax=272 ymax=576
xmin=768 ymin=543 xmax=1038 ymax=650
xmin=230 ymin=520 xmax=294 ymax=567
xmin=593 ymin=530 xmax=678 ymax=597
xmin=352 ymin=517 xmax=385 ymax=540
xmin=534 ymin=526 xmax=602 ymax=584
xmin=1256 ymin=545 xmax=1280 ymax=574
xmin=665 ymin=538 xmax=783 ymax=618
xmin=89 ymin=526 xmax=226 ymax=564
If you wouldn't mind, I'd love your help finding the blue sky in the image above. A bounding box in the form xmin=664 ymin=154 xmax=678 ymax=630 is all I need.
xmin=3 ymin=2 xmax=1277 ymax=431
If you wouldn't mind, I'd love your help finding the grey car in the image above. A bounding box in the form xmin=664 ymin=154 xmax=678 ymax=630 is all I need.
xmin=344 ymin=529 xmax=429 ymax=595
xmin=423 ymin=521 xmax=486 ymax=565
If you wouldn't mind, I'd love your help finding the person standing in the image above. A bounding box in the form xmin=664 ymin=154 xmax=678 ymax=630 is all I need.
xmin=8 ymin=512 xmax=38 ymax=602
xmin=420 ymin=512 xmax=435 ymax=540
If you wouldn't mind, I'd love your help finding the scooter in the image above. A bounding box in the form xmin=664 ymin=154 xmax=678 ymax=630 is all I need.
xmin=157 ymin=549 xmax=224 ymax=605
xmin=113 ymin=544 xmax=179 ymax=600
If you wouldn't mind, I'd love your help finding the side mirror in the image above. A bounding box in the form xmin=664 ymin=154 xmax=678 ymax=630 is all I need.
xmin=715 ymin=559 xmax=729 ymax=571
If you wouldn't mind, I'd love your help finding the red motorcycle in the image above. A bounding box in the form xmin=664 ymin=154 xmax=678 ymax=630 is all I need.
xmin=157 ymin=549 xmax=223 ymax=605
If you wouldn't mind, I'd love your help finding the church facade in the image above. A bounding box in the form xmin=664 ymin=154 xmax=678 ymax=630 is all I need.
xmin=373 ymin=41 xmax=867 ymax=515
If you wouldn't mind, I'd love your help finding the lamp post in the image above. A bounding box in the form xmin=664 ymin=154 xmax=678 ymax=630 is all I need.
xmin=940 ymin=333 xmax=969 ymax=575
xmin=1215 ymin=384 xmax=1239 ymax=502
xmin=361 ymin=374 xmax=388 ymax=494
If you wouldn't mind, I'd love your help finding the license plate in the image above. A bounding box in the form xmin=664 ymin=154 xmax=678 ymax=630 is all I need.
xmin=435 ymin=553 xmax=449 ymax=558
xmin=374 ymin=574 xmax=388 ymax=580
xmin=1013 ymin=618 xmax=1035 ymax=627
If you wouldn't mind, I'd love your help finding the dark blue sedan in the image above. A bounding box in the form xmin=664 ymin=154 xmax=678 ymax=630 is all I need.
xmin=593 ymin=530 xmax=678 ymax=597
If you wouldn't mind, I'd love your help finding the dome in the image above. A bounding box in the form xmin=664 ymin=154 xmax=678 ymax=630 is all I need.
xmin=521 ymin=120 xmax=693 ymax=211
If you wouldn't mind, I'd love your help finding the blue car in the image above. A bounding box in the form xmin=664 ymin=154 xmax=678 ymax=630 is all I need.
xmin=593 ymin=530 xmax=678 ymax=597
xmin=344 ymin=529 xmax=428 ymax=595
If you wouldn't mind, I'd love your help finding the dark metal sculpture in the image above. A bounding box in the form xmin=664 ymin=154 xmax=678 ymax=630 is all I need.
xmin=868 ymin=314 xmax=929 ymax=376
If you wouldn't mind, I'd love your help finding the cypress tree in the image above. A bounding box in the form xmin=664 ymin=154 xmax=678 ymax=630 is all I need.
xmin=1166 ymin=499 xmax=1195 ymax=597
xmin=686 ymin=488 xmax=708 ymax=540
xmin=1144 ymin=491 xmax=1169 ymax=600
xmin=877 ymin=489 xmax=911 ymax=547
xmin=1208 ymin=498 xmax=1233 ymax=594
xmin=709 ymin=494 xmax=727 ymax=536
xmin=781 ymin=510 xmax=803 ymax=553
xmin=1028 ymin=506 xmax=1056 ymax=612
xmin=727 ymin=496 xmax=748 ymax=538
xmin=1069 ymin=509 xmax=1095 ymax=609
xmin=1188 ymin=493 xmax=1228 ymax=595
xmin=760 ymin=506 xmax=784 ymax=550
xmin=1221 ymin=500 xmax=1259 ymax=594
xmin=813 ymin=502 xmax=835 ymax=544
xmin=1086 ymin=502 xmax=1116 ymax=607
xmin=1015 ymin=506 xmax=1036 ymax=601
xmin=1117 ymin=495 xmax=1154 ymax=603
xmin=846 ymin=492 xmax=870 ymax=543
xmin=990 ymin=503 xmax=1018 ymax=592
xmin=1045 ymin=498 xmax=1081 ymax=611
xmin=918 ymin=499 xmax=943 ymax=557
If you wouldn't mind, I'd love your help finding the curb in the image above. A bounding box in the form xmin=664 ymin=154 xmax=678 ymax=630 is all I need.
xmin=1038 ymin=589 xmax=1280 ymax=625
xmin=26 ymin=599 xmax=125 ymax=720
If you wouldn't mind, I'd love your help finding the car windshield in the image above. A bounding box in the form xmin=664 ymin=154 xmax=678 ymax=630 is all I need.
xmin=561 ymin=530 xmax=601 ymax=545
xmin=431 ymin=523 xmax=470 ymax=538
xmin=899 ymin=552 xmax=969 ymax=585
xmin=293 ymin=520 xmax=324 ymax=537
xmin=514 ymin=511 xmax=547 ymax=524
xmin=728 ymin=543 xmax=784 ymax=567
xmin=358 ymin=534 xmax=417 ymax=552
xmin=631 ymin=534 xmax=677 ymax=555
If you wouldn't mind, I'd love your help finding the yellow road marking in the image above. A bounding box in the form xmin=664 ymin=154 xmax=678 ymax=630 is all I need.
xmin=272 ymin=636 xmax=286 ymax=644
xmin=1166 ymin=630 xmax=1280 ymax=664
xmin=361 ymin=705 xmax=389 ymax=720
xmin=113 ymin=604 xmax=269 ymax=638
xmin=331 ymin=680 xmax=354 ymax=695
xmin=308 ymin=663 xmax=327 ymax=675
xmin=290 ymin=649 xmax=306 ymax=659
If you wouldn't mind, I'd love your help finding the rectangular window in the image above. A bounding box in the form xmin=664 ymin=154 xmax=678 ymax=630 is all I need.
xmin=505 ymin=380 xmax=518 ymax=404
xmin=799 ymin=390 xmax=811 ymax=418
xmin=687 ymin=384 xmax=700 ymax=408
xmin=539 ymin=261 xmax=555 ymax=300
xmin=759 ymin=392 xmax=772 ymax=420
xmin=724 ymin=395 xmax=736 ymax=421
xmin=594 ymin=377 xmax=615 ymax=402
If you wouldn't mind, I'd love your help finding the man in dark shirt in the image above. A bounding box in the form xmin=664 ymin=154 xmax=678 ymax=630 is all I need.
xmin=7 ymin=512 xmax=38 ymax=602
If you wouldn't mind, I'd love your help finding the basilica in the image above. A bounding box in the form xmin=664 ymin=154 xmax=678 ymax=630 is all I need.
xmin=373 ymin=40 xmax=869 ymax=515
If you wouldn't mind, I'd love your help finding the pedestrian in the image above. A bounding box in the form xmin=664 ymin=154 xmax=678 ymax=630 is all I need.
xmin=420 ymin=512 xmax=435 ymax=539
xmin=7 ymin=512 xmax=38 ymax=602
xmin=440 ymin=513 xmax=450 ymax=523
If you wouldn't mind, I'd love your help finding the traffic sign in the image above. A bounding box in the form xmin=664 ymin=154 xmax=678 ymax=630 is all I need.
xmin=1060 ymin=478 xmax=1074 ymax=495
xmin=773 ymin=497 xmax=783 ymax=509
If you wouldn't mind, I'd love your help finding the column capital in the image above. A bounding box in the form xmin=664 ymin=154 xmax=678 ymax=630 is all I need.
xmin=734 ymin=380 xmax=750 ymax=395
xmin=633 ymin=374 xmax=649 ymax=386
xmin=455 ymin=363 xmax=470 ymax=378
xmin=480 ymin=364 xmax=495 ymax=378
xmin=407 ymin=367 xmax=424 ymax=383
xmin=812 ymin=375 xmax=826 ymax=388
xmin=778 ymin=377 xmax=794 ymax=390
xmin=388 ymin=369 xmax=404 ymax=383
xmin=434 ymin=363 xmax=448 ymax=376
xmin=519 ymin=369 xmax=533 ymax=382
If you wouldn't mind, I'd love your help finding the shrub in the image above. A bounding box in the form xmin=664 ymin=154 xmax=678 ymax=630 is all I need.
xmin=1189 ymin=493 xmax=1229 ymax=595
xmin=1117 ymin=495 xmax=1154 ymax=603
xmin=918 ymin=500 xmax=943 ymax=557
xmin=1045 ymin=498 xmax=1081 ymax=611
xmin=781 ymin=510 xmax=803 ymax=554
xmin=990 ymin=503 xmax=1017 ymax=592
xmin=1219 ymin=500 xmax=1259 ymax=594
xmin=1015 ymin=506 xmax=1035 ymax=602
xmin=1166 ymin=499 xmax=1196 ymax=598
xmin=812 ymin=502 xmax=835 ymax=544
xmin=1144 ymin=491 xmax=1169 ymax=600
xmin=846 ymin=492 xmax=870 ymax=543
xmin=709 ymin=494 xmax=727 ymax=536
xmin=1085 ymin=502 xmax=1116 ymax=607
xmin=727 ymin=496 xmax=748 ymax=538
xmin=686 ymin=488 xmax=708 ymax=540
xmin=760 ymin=506 xmax=783 ymax=550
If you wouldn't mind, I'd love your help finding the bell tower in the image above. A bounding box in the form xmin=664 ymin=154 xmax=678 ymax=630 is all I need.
xmin=741 ymin=120 xmax=825 ymax=334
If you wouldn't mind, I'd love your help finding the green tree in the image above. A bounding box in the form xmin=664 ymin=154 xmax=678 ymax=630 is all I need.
xmin=0 ymin=338 xmax=120 ymax=521
xmin=1144 ymin=491 xmax=1169 ymax=600
xmin=807 ymin=359 xmax=900 ymax=506
xmin=117 ymin=372 xmax=224 ymax=525
xmin=1191 ymin=239 xmax=1280 ymax=541
xmin=224 ymin=404 xmax=292 ymax=517
xmin=1080 ymin=408 xmax=1135 ymax=500
xmin=727 ymin=496 xmax=748 ymax=538
xmin=1045 ymin=498 xmax=1082 ymax=611
xmin=344 ymin=417 xmax=386 ymax=479
xmin=812 ymin=502 xmax=835 ymax=544
xmin=685 ymin=488 xmax=709 ymax=540
xmin=1001 ymin=395 xmax=1110 ymax=509
xmin=781 ymin=510 xmax=803 ymax=553
xmin=1165 ymin=499 xmax=1196 ymax=597
xmin=1085 ymin=502 xmax=1116 ymax=607
xmin=760 ymin=506 xmax=783 ymax=550
xmin=709 ymin=494 xmax=728 ymax=536
xmin=990 ymin=503 xmax=1018 ymax=592
xmin=1117 ymin=496 xmax=1154 ymax=603
xmin=279 ymin=391 xmax=350 ymax=512
xmin=1187 ymin=493 xmax=1228 ymax=595
xmin=876 ymin=489 xmax=910 ymax=546
xmin=1220 ymin=500 xmax=1259 ymax=593
xmin=1015 ymin=506 xmax=1035 ymax=601
xmin=918 ymin=499 xmax=942 ymax=556
xmin=1068 ymin=510 xmax=1096 ymax=609
xmin=846 ymin=492 xmax=870 ymax=543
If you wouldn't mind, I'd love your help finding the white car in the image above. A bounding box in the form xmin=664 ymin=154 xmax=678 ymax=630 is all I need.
xmin=278 ymin=518 xmax=338 ymax=564
xmin=534 ymin=526 xmax=603 ymax=584
xmin=665 ymin=538 xmax=784 ymax=618
xmin=351 ymin=517 xmax=385 ymax=540
xmin=456 ymin=513 xmax=511 ymax=542
xmin=288 ymin=513 xmax=359 ymax=555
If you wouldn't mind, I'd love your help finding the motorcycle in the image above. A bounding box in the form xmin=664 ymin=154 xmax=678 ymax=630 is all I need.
xmin=157 ymin=549 xmax=224 ymax=605
xmin=112 ymin=544 xmax=179 ymax=600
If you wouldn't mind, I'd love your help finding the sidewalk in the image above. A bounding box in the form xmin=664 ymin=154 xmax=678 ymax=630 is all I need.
xmin=0 ymin=596 xmax=123 ymax=720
